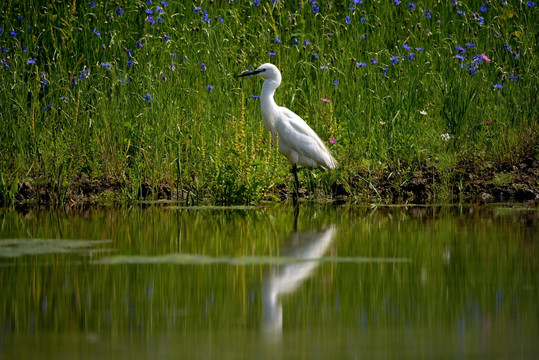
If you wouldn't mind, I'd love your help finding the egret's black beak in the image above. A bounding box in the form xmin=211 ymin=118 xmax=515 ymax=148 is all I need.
xmin=237 ymin=69 xmax=265 ymax=78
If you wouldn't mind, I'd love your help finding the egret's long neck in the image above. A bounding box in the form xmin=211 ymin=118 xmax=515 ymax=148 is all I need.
xmin=260 ymin=78 xmax=281 ymax=109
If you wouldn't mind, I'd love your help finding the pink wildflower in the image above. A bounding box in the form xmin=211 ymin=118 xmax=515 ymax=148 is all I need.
xmin=321 ymin=98 xmax=331 ymax=102
xmin=481 ymin=53 xmax=491 ymax=62
xmin=329 ymin=137 xmax=337 ymax=144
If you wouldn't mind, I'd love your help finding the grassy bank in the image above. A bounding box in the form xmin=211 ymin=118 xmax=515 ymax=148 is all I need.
xmin=1 ymin=1 xmax=537 ymax=206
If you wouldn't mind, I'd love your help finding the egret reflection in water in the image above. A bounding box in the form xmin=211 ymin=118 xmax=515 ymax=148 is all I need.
xmin=262 ymin=212 xmax=337 ymax=336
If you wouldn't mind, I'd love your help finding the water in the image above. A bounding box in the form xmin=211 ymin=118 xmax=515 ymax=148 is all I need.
xmin=0 ymin=205 xmax=537 ymax=359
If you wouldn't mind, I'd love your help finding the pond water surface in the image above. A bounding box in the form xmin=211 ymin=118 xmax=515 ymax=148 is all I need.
xmin=0 ymin=204 xmax=537 ymax=359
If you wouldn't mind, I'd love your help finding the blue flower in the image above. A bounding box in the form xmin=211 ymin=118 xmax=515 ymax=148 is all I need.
xmin=161 ymin=1 xmax=169 ymax=5
xmin=44 ymin=104 xmax=53 ymax=111
xmin=251 ymin=95 xmax=260 ymax=99
xmin=478 ymin=16 xmax=484 ymax=25
xmin=504 ymin=44 xmax=511 ymax=51
xmin=201 ymin=63 xmax=207 ymax=71
xmin=164 ymin=35 xmax=169 ymax=41
xmin=144 ymin=93 xmax=152 ymax=102
xmin=320 ymin=65 xmax=328 ymax=69
xmin=206 ymin=85 xmax=214 ymax=92
xmin=455 ymin=45 xmax=465 ymax=53
xmin=275 ymin=37 xmax=282 ymax=43
xmin=1 ymin=60 xmax=9 ymax=69
xmin=345 ymin=16 xmax=351 ymax=24
xmin=27 ymin=59 xmax=36 ymax=64
xmin=89 ymin=1 xmax=95 ymax=7
xmin=93 ymin=28 xmax=101 ymax=36
xmin=394 ymin=0 xmax=401 ymax=5
xmin=251 ymin=0 xmax=261 ymax=6
xmin=10 ymin=31 xmax=18 ymax=37
xmin=356 ymin=62 xmax=366 ymax=67
xmin=41 ymin=80 xmax=47 ymax=89
xmin=127 ymin=60 xmax=134 ymax=66
xmin=79 ymin=69 xmax=89 ymax=79
xmin=455 ymin=54 xmax=465 ymax=60
xmin=527 ymin=1 xmax=535 ymax=7
xmin=360 ymin=17 xmax=367 ymax=23
xmin=402 ymin=44 xmax=412 ymax=50
xmin=156 ymin=6 xmax=163 ymax=14
xmin=493 ymin=84 xmax=503 ymax=89
xmin=415 ymin=47 xmax=424 ymax=51
xmin=194 ymin=7 xmax=201 ymax=14
xmin=60 ymin=96 xmax=70 ymax=101
xmin=72 ymin=76 xmax=78 ymax=85
xmin=390 ymin=56 xmax=399 ymax=64
xmin=370 ymin=57 xmax=378 ymax=65
xmin=408 ymin=2 xmax=415 ymax=11
xmin=382 ymin=66 xmax=389 ymax=76
xmin=303 ymin=40 xmax=310 ymax=45
xmin=466 ymin=42 xmax=475 ymax=47
xmin=101 ymin=62 xmax=111 ymax=70
xmin=407 ymin=53 xmax=415 ymax=61
xmin=269 ymin=51 xmax=276 ymax=56
xmin=480 ymin=5 xmax=487 ymax=13
xmin=147 ymin=16 xmax=155 ymax=24
xmin=116 ymin=7 xmax=124 ymax=16
xmin=509 ymin=74 xmax=518 ymax=81
xmin=333 ymin=80 xmax=339 ymax=86
xmin=312 ymin=4 xmax=319 ymax=13
xmin=311 ymin=54 xmax=318 ymax=60
xmin=425 ymin=9 xmax=432 ymax=18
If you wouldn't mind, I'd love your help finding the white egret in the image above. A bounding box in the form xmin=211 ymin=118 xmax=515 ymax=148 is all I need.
xmin=237 ymin=63 xmax=338 ymax=200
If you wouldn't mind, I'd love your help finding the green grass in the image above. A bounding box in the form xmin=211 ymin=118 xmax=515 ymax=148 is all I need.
xmin=0 ymin=1 xmax=537 ymax=205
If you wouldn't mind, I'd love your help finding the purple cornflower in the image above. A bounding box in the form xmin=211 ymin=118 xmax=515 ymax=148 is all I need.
xmin=116 ymin=7 xmax=124 ymax=16
xmin=390 ymin=56 xmax=399 ymax=64
xmin=303 ymin=39 xmax=310 ymax=45
xmin=200 ymin=63 xmax=206 ymax=71
xmin=136 ymin=40 xmax=143 ymax=49
xmin=72 ymin=76 xmax=78 ymax=85
xmin=206 ymin=85 xmax=214 ymax=92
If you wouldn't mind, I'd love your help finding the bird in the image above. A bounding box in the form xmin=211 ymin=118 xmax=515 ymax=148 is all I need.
xmin=237 ymin=63 xmax=338 ymax=202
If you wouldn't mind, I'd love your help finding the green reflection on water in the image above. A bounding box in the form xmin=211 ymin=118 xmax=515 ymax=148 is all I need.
xmin=0 ymin=205 xmax=537 ymax=359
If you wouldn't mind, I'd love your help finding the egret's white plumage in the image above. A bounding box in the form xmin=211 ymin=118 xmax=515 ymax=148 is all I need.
xmin=238 ymin=63 xmax=338 ymax=171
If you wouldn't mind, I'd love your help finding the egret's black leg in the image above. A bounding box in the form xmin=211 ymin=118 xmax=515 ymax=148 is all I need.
xmin=291 ymin=164 xmax=300 ymax=206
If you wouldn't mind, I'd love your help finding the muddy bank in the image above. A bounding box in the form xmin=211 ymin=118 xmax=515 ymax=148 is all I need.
xmin=5 ymin=155 xmax=538 ymax=208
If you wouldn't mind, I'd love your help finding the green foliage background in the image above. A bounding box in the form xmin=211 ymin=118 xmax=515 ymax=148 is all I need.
xmin=0 ymin=0 xmax=537 ymax=204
